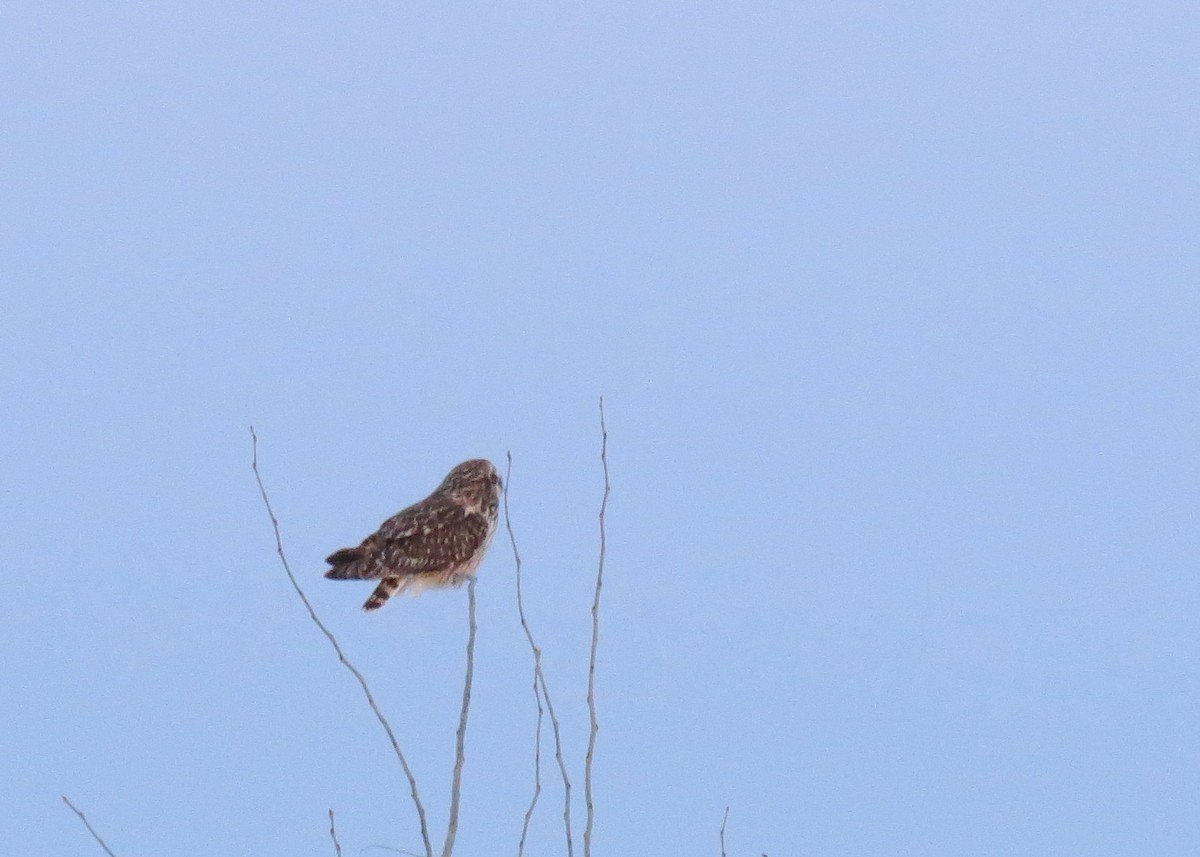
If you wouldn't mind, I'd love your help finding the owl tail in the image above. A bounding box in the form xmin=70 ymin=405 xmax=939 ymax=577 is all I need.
xmin=324 ymin=547 xmax=368 ymax=580
xmin=363 ymin=577 xmax=407 ymax=611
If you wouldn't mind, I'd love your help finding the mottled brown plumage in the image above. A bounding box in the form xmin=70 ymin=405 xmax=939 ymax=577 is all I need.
xmin=324 ymin=459 xmax=501 ymax=611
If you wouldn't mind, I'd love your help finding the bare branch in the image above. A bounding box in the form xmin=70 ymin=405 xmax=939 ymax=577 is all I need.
xmin=583 ymin=398 xmax=610 ymax=857
xmin=517 ymin=679 xmax=544 ymax=857
xmin=719 ymin=806 xmax=730 ymax=857
xmin=505 ymin=452 xmax=541 ymax=857
xmin=249 ymin=427 xmax=433 ymax=857
xmin=505 ymin=452 xmax=574 ymax=857
xmin=440 ymin=577 xmax=478 ymax=857
xmin=61 ymin=796 xmax=119 ymax=857
xmin=329 ymin=810 xmax=344 ymax=857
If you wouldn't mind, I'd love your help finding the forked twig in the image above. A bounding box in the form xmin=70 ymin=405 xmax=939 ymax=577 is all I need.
xmin=583 ymin=398 xmax=609 ymax=857
xmin=61 ymin=796 xmax=119 ymax=857
xmin=249 ymin=427 xmax=433 ymax=857
xmin=505 ymin=453 xmax=543 ymax=855
xmin=440 ymin=577 xmax=478 ymax=857
xmin=719 ymin=806 xmax=730 ymax=857
xmin=518 ymin=678 xmax=544 ymax=857
xmin=329 ymin=809 xmax=344 ymax=857
xmin=505 ymin=452 xmax=574 ymax=857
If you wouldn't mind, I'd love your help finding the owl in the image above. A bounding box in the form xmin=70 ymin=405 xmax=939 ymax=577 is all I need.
xmin=324 ymin=459 xmax=501 ymax=611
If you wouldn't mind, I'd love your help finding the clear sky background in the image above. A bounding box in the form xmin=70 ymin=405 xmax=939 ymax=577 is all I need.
xmin=2 ymin=3 xmax=1198 ymax=856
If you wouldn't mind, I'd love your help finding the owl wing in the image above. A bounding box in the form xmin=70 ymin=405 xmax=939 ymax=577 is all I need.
xmin=376 ymin=499 xmax=491 ymax=574
xmin=323 ymin=501 xmax=433 ymax=580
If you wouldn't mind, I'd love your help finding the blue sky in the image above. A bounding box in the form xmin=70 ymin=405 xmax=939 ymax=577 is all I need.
xmin=3 ymin=3 xmax=1198 ymax=855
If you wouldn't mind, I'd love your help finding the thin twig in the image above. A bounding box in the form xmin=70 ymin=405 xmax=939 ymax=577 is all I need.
xmin=249 ymin=427 xmax=433 ymax=857
xmin=506 ymin=453 xmax=542 ymax=857
xmin=506 ymin=451 xmax=544 ymax=849
xmin=518 ymin=678 xmax=544 ymax=857
xmin=545 ymin=672 xmax=574 ymax=857
xmin=329 ymin=810 xmax=344 ymax=857
xmin=440 ymin=577 xmax=477 ymax=857
xmin=505 ymin=452 xmax=573 ymax=857
xmin=61 ymin=796 xmax=118 ymax=857
xmin=583 ymin=398 xmax=609 ymax=857
xmin=719 ymin=806 xmax=730 ymax=857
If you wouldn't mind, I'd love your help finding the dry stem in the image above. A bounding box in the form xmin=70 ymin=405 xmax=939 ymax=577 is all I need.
xmin=61 ymin=796 xmax=118 ymax=857
xmin=583 ymin=398 xmax=609 ymax=857
xmin=250 ymin=427 xmax=433 ymax=857
xmin=329 ymin=810 xmax=344 ymax=857
xmin=505 ymin=452 xmax=574 ymax=857
xmin=440 ymin=577 xmax=478 ymax=857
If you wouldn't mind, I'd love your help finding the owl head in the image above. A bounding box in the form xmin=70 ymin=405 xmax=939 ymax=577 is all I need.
xmin=439 ymin=458 xmax=502 ymax=507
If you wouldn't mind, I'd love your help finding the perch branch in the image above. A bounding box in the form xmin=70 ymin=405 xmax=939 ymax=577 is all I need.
xmin=250 ymin=427 xmax=433 ymax=857
xmin=440 ymin=577 xmax=478 ymax=857
xmin=719 ymin=806 xmax=730 ymax=857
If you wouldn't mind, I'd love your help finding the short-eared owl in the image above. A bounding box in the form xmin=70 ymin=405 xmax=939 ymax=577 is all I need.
xmin=324 ymin=459 xmax=501 ymax=611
